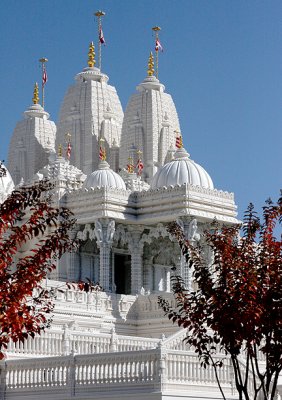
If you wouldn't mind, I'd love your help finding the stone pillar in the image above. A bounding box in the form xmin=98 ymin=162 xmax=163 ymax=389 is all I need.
xmin=178 ymin=218 xmax=201 ymax=291
xmin=0 ymin=361 xmax=7 ymax=400
xmin=99 ymin=243 xmax=112 ymax=291
xmin=158 ymin=336 xmax=167 ymax=391
xmin=128 ymin=228 xmax=144 ymax=295
xmin=110 ymin=141 xmax=119 ymax=173
xmin=109 ymin=327 xmax=118 ymax=352
xmin=67 ymin=226 xmax=80 ymax=281
xmin=62 ymin=324 xmax=71 ymax=355
xmin=144 ymin=260 xmax=153 ymax=293
xmin=94 ymin=219 xmax=115 ymax=292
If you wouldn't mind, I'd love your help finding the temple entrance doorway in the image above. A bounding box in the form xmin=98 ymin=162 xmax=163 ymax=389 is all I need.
xmin=114 ymin=254 xmax=131 ymax=294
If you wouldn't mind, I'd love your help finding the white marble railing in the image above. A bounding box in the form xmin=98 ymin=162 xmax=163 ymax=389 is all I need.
xmin=1 ymin=348 xmax=234 ymax=397
xmin=166 ymin=350 xmax=230 ymax=385
xmin=6 ymin=330 xmax=160 ymax=358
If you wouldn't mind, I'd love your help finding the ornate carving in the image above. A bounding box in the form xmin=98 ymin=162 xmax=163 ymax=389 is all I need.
xmin=176 ymin=218 xmax=201 ymax=243
xmin=114 ymin=224 xmax=129 ymax=246
xmin=106 ymin=220 xmax=115 ymax=243
xmin=140 ymin=223 xmax=175 ymax=245
xmin=94 ymin=219 xmax=116 ymax=292
xmin=94 ymin=220 xmax=115 ymax=246
xmin=94 ymin=220 xmax=103 ymax=244
xmin=77 ymin=224 xmax=95 ymax=241
xmin=188 ymin=218 xmax=201 ymax=243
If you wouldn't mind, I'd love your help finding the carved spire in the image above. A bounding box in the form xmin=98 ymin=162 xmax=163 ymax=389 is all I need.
xmin=32 ymin=82 xmax=40 ymax=105
xmin=88 ymin=41 xmax=96 ymax=68
xmin=147 ymin=52 xmax=154 ymax=77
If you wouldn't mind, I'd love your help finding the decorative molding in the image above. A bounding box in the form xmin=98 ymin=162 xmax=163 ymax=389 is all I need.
xmin=140 ymin=223 xmax=175 ymax=245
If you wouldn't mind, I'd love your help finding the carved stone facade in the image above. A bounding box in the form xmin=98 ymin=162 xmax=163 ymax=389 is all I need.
xmin=2 ymin=37 xmax=243 ymax=400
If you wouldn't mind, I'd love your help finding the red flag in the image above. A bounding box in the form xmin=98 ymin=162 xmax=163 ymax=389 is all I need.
xmin=66 ymin=142 xmax=72 ymax=160
xmin=175 ymin=135 xmax=183 ymax=149
xmin=42 ymin=66 xmax=48 ymax=87
xmin=99 ymin=146 xmax=106 ymax=160
xmin=99 ymin=26 xmax=105 ymax=45
xmin=155 ymin=38 xmax=163 ymax=52
xmin=136 ymin=159 xmax=144 ymax=176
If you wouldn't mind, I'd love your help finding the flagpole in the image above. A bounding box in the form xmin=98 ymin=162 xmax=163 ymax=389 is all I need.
xmin=65 ymin=133 xmax=72 ymax=161
xmin=152 ymin=26 xmax=161 ymax=79
xmin=39 ymin=57 xmax=48 ymax=108
xmin=94 ymin=10 xmax=105 ymax=70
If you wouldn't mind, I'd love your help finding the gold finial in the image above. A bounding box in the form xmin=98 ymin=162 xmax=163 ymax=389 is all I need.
xmin=65 ymin=132 xmax=72 ymax=143
xmin=32 ymin=82 xmax=40 ymax=104
xmin=88 ymin=41 xmax=96 ymax=68
xmin=127 ymin=156 xmax=134 ymax=174
xmin=147 ymin=52 xmax=154 ymax=77
xmin=94 ymin=10 xmax=106 ymax=17
xmin=58 ymin=144 xmax=63 ymax=157
xmin=39 ymin=57 xmax=48 ymax=64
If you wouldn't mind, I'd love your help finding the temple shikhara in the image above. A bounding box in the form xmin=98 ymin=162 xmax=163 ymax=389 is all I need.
xmin=1 ymin=14 xmax=241 ymax=400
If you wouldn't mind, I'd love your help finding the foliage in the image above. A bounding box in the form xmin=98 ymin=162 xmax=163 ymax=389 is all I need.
xmin=159 ymin=194 xmax=282 ymax=400
xmin=0 ymin=180 xmax=77 ymax=360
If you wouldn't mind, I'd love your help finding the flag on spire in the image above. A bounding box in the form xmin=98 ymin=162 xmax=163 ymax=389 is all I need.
xmin=99 ymin=26 xmax=105 ymax=45
xmin=155 ymin=38 xmax=163 ymax=52
xmin=175 ymin=134 xmax=183 ymax=149
xmin=99 ymin=137 xmax=106 ymax=161
xmin=136 ymin=158 xmax=144 ymax=176
xmin=42 ymin=65 xmax=48 ymax=87
xmin=99 ymin=146 xmax=106 ymax=161
xmin=66 ymin=142 xmax=72 ymax=160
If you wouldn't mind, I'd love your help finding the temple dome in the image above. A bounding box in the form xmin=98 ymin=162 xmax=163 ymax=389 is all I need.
xmin=84 ymin=160 xmax=126 ymax=190
xmin=151 ymin=147 xmax=214 ymax=190
xmin=0 ymin=163 xmax=15 ymax=203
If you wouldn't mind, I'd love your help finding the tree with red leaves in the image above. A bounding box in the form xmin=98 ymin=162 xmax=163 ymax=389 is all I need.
xmin=0 ymin=176 xmax=77 ymax=360
xmin=159 ymin=194 xmax=282 ymax=400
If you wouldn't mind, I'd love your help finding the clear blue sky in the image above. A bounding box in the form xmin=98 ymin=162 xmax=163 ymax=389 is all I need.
xmin=0 ymin=0 xmax=281 ymax=220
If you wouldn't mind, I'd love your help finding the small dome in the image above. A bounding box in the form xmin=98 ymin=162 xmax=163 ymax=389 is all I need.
xmin=0 ymin=163 xmax=15 ymax=203
xmin=84 ymin=160 xmax=126 ymax=190
xmin=151 ymin=147 xmax=214 ymax=190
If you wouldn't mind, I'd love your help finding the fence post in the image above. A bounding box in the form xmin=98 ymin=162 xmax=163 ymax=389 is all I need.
xmin=0 ymin=361 xmax=7 ymax=400
xmin=158 ymin=337 xmax=167 ymax=391
xmin=67 ymin=352 xmax=76 ymax=397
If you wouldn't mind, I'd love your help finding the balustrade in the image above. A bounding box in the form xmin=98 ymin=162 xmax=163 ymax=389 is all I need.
xmin=2 ymin=348 xmax=237 ymax=397
xmin=6 ymin=330 xmax=159 ymax=358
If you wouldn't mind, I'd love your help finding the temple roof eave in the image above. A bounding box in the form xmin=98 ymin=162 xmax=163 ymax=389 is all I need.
xmin=65 ymin=183 xmax=239 ymax=226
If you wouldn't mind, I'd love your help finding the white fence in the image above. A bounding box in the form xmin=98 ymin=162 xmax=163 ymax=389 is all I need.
xmin=1 ymin=348 xmax=235 ymax=399
xmin=6 ymin=330 xmax=160 ymax=358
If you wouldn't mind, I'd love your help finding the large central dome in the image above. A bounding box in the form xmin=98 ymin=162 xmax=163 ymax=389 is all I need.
xmin=151 ymin=147 xmax=214 ymax=190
